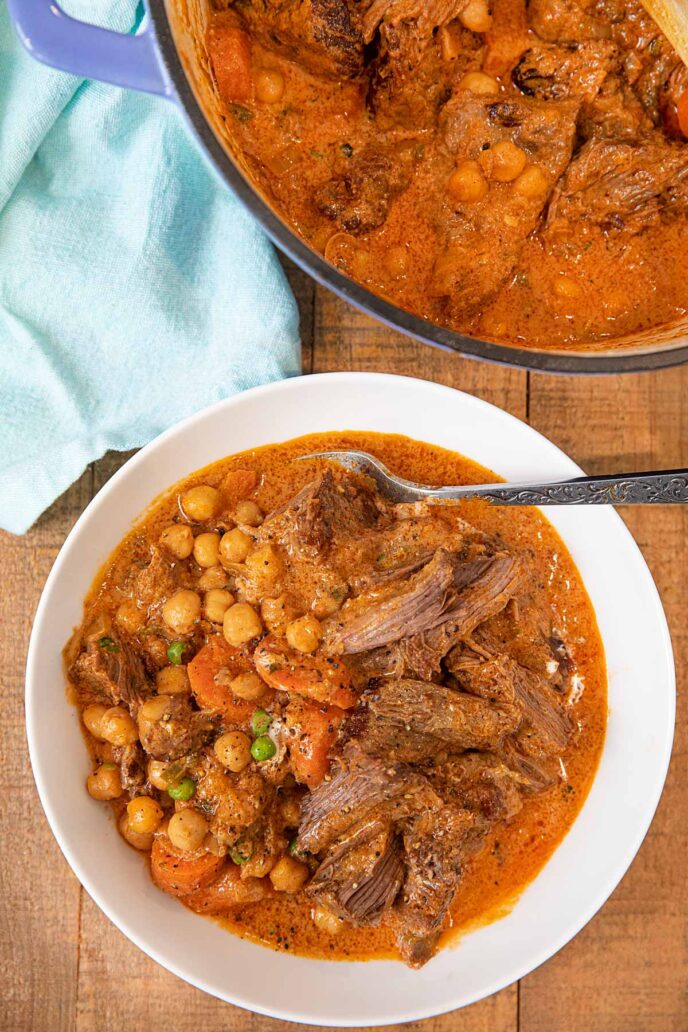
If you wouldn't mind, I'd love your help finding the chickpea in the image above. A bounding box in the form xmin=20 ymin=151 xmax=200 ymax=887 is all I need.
xmin=114 ymin=599 xmax=146 ymax=636
xmin=181 ymin=484 xmax=222 ymax=522
xmin=197 ymin=565 xmax=229 ymax=591
xmin=168 ymin=809 xmax=208 ymax=852
xmin=138 ymin=694 xmax=172 ymax=727
xmin=255 ymin=68 xmax=285 ymax=104
xmin=100 ymin=706 xmax=138 ymax=746
xmin=260 ymin=593 xmax=298 ymax=634
xmin=513 ymin=164 xmax=549 ymax=199
xmin=245 ymin=544 xmax=281 ymax=581
xmin=384 ymin=245 xmax=409 ymax=279
xmin=160 ymin=523 xmax=193 ymax=559
xmin=235 ymin=499 xmax=263 ymax=527
xmin=148 ymin=758 xmax=170 ymax=791
xmin=162 ymin=588 xmax=201 ymax=634
xmin=460 ymin=0 xmax=492 ymax=32
xmin=269 ymin=856 xmax=309 ymax=893
xmin=480 ymin=140 xmax=527 ymax=183
xmin=86 ymin=763 xmax=122 ymax=801
xmin=204 ymin=588 xmax=234 ymax=624
xmin=127 ymin=795 xmax=164 ymax=835
xmin=155 ymin=665 xmax=190 ymax=695
xmin=82 ymin=703 xmax=109 ymax=740
xmin=193 ymin=531 xmax=221 ymax=568
xmin=286 ymin=614 xmax=322 ymax=654
xmin=220 ymin=527 xmax=252 ymax=565
xmin=230 ymin=671 xmax=266 ymax=701
xmin=223 ymin=602 xmax=263 ymax=646
xmin=448 ymin=161 xmax=488 ymax=204
xmin=280 ymin=794 xmax=301 ymax=827
xmin=554 ymin=275 xmax=583 ymax=300
xmin=214 ymin=730 xmax=252 ymax=772
xmin=119 ymin=810 xmax=154 ymax=851
xmin=457 ymin=71 xmax=499 ymax=96
xmin=313 ymin=904 xmax=345 ymax=935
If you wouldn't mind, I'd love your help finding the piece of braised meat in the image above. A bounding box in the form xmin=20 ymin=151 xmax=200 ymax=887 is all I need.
xmin=432 ymin=91 xmax=580 ymax=316
xmin=70 ymin=633 xmax=151 ymax=712
xmin=238 ymin=0 xmax=364 ymax=79
xmin=512 ymin=40 xmax=618 ymax=102
xmin=546 ymin=135 xmax=688 ymax=234
xmin=139 ymin=695 xmax=216 ymax=762
xmin=308 ymin=819 xmax=405 ymax=923
xmin=313 ymin=142 xmax=416 ymax=234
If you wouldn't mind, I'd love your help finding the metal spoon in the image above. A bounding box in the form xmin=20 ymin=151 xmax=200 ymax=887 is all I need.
xmin=298 ymin=451 xmax=688 ymax=506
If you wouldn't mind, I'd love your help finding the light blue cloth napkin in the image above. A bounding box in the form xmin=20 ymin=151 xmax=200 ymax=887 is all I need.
xmin=0 ymin=0 xmax=301 ymax=535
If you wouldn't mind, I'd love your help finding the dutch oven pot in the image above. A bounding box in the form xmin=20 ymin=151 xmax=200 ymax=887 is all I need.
xmin=9 ymin=0 xmax=688 ymax=373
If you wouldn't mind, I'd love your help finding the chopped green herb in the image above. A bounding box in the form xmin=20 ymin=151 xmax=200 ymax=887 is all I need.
xmin=309 ymin=148 xmax=325 ymax=160
xmin=167 ymin=641 xmax=187 ymax=665
xmin=228 ymin=103 xmax=253 ymax=123
xmin=288 ymin=836 xmax=304 ymax=858
xmin=168 ymin=777 xmax=196 ymax=801
xmin=230 ymin=840 xmax=254 ymax=865
xmin=98 ymin=636 xmax=120 ymax=653
xmin=251 ymin=735 xmax=277 ymax=762
xmin=340 ymin=142 xmax=353 ymax=158
xmin=251 ymin=709 xmax=272 ymax=737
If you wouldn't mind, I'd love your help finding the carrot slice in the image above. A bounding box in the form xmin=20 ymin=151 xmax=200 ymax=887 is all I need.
xmin=207 ymin=24 xmax=253 ymax=104
xmin=188 ymin=636 xmax=265 ymax=723
xmin=151 ymin=837 xmax=225 ymax=897
xmin=183 ymin=863 xmax=273 ymax=915
xmin=285 ymin=696 xmax=344 ymax=788
xmin=222 ymin=468 xmax=259 ymax=508
xmin=254 ymin=635 xmax=358 ymax=709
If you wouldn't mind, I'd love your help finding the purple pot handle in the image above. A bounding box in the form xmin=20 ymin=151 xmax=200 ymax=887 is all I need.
xmin=7 ymin=0 xmax=172 ymax=97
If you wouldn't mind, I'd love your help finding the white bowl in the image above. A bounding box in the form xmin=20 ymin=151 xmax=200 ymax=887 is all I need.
xmin=26 ymin=372 xmax=675 ymax=1026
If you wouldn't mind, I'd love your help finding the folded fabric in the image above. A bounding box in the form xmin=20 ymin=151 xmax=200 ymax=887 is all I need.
xmin=0 ymin=0 xmax=301 ymax=536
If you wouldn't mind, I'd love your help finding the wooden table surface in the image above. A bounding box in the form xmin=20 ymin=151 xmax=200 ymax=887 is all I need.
xmin=2 ymin=261 xmax=686 ymax=1032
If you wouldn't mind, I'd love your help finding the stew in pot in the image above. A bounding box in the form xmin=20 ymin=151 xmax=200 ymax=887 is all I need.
xmin=204 ymin=0 xmax=688 ymax=349
xmin=66 ymin=432 xmax=606 ymax=965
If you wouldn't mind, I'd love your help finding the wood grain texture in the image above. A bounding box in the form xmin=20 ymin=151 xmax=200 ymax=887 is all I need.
xmin=1 ymin=261 xmax=685 ymax=1032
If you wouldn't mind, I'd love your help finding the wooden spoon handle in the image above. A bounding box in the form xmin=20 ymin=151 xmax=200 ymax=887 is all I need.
xmin=640 ymin=0 xmax=688 ymax=67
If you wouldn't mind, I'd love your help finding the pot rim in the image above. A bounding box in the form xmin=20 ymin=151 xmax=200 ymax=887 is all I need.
xmin=150 ymin=0 xmax=688 ymax=375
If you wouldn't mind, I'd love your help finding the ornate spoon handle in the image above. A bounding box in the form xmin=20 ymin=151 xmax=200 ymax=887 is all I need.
xmin=299 ymin=452 xmax=688 ymax=506
xmin=456 ymin=470 xmax=688 ymax=505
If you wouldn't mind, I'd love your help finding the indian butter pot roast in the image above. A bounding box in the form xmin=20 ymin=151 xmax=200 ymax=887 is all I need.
xmin=199 ymin=0 xmax=688 ymax=350
xmin=65 ymin=432 xmax=606 ymax=967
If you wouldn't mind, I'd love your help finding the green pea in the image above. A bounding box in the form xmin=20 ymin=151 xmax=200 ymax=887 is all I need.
xmin=251 ymin=709 xmax=272 ymax=737
xmin=167 ymin=641 xmax=187 ymax=665
xmin=98 ymin=636 xmax=120 ymax=653
xmin=168 ymin=777 xmax=195 ymax=801
xmin=230 ymin=840 xmax=254 ymax=865
xmin=288 ymin=836 xmax=302 ymax=858
xmin=251 ymin=735 xmax=276 ymax=763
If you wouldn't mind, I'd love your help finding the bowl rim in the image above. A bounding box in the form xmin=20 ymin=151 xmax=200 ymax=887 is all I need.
xmin=149 ymin=1 xmax=688 ymax=375
xmin=26 ymin=372 xmax=676 ymax=1025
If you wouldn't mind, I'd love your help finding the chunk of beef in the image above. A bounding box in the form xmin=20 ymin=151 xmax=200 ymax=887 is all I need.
xmin=362 ymin=0 xmax=471 ymax=41
xmin=308 ymin=820 xmax=405 ymax=923
xmin=546 ymin=135 xmax=688 ymax=234
xmin=260 ymin=469 xmax=380 ymax=559
xmin=512 ymin=41 xmax=618 ymax=101
xmin=330 ymin=551 xmax=522 ymax=656
xmin=365 ymin=11 xmax=478 ymax=129
xmin=313 ymin=142 xmax=415 ymax=234
xmin=196 ymin=753 xmax=275 ymax=841
xmin=454 ymin=653 xmax=573 ymax=758
xmin=344 ymin=706 xmax=448 ymax=763
xmin=432 ymin=93 xmax=580 ymax=314
xmin=366 ymin=678 xmax=520 ymax=751
xmin=238 ymin=0 xmax=363 ymax=79
xmin=128 ymin=546 xmax=180 ymax=610
xmin=70 ymin=634 xmax=150 ymax=712
xmin=391 ymin=805 xmax=481 ymax=966
xmin=139 ymin=695 xmax=216 ymax=761
xmin=471 ymin=596 xmax=572 ymax=691
xmin=429 ymin=752 xmax=527 ymax=821
xmin=297 ymin=748 xmax=441 ymax=853
xmin=114 ymin=742 xmax=147 ymax=796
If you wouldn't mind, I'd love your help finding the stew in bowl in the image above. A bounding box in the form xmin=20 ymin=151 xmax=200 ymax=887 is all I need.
xmin=65 ymin=430 xmax=607 ymax=966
